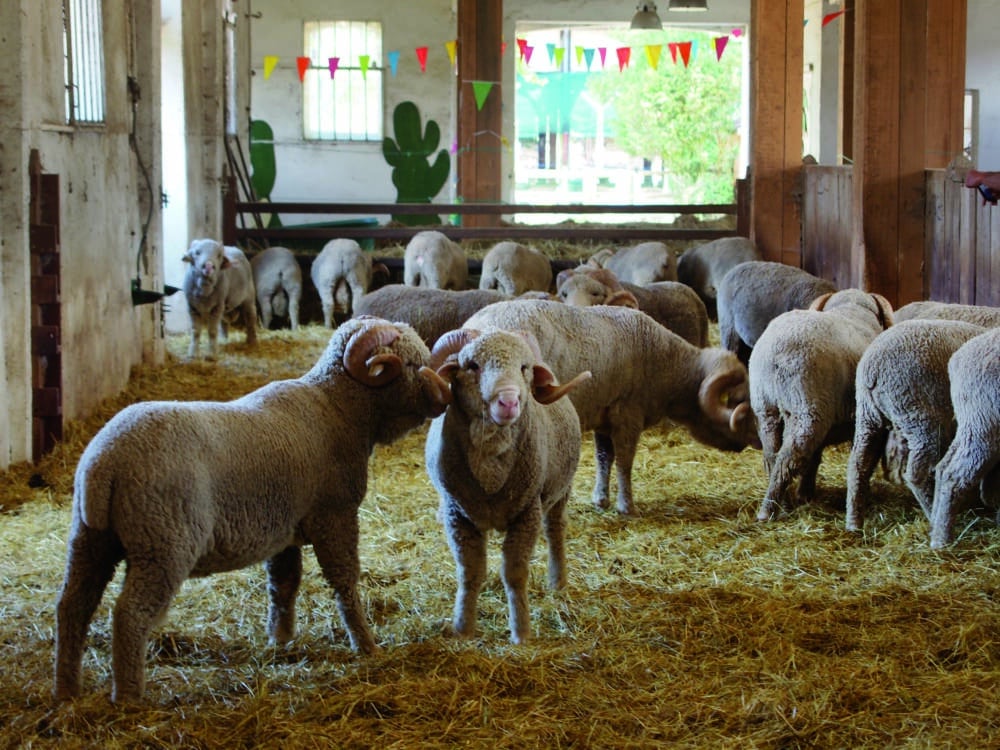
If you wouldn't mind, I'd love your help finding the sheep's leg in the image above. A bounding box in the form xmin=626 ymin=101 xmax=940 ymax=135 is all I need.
xmin=903 ymin=434 xmax=948 ymax=520
xmin=757 ymin=415 xmax=822 ymax=521
xmin=188 ymin=318 xmax=202 ymax=358
xmin=501 ymin=505 xmax=542 ymax=644
xmin=288 ymin=291 xmax=300 ymax=330
xmin=53 ymin=522 xmax=123 ymax=700
xmin=321 ymin=295 xmax=335 ymax=329
xmin=443 ymin=508 xmax=487 ymax=639
xmin=206 ymin=313 xmax=222 ymax=359
xmin=611 ymin=428 xmax=641 ymax=515
xmin=845 ymin=420 xmax=888 ymax=531
xmin=265 ymin=545 xmax=302 ymax=645
xmin=796 ymin=447 xmax=823 ymax=502
xmin=311 ymin=510 xmax=376 ymax=654
xmin=591 ymin=431 xmax=614 ymax=510
xmin=111 ymin=561 xmax=187 ymax=703
xmin=931 ymin=434 xmax=995 ymax=549
xmin=243 ymin=300 xmax=258 ymax=346
xmin=259 ymin=297 xmax=273 ymax=330
xmin=542 ymin=494 xmax=569 ymax=590
xmin=756 ymin=407 xmax=783 ymax=476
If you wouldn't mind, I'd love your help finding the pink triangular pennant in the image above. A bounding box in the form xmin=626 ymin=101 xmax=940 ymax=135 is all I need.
xmin=416 ymin=46 xmax=428 ymax=72
xmin=645 ymin=44 xmax=662 ymax=70
xmin=327 ymin=57 xmax=339 ymax=78
xmin=598 ymin=47 xmax=607 ymax=67
xmin=471 ymin=81 xmax=493 ymax=111
xmin=296 ymin=56 xmax=310 ymax=82
xmin=616 ymin=47 xmax=630 ymax=71
xmin=678 ymin=41 xmax=692 ymax=68
xmin=823 ymin=10 xmax=846 ymax=27
xmin=731 ymin=28 xmax=743 ymax=37
xmin=523 ymin=45 xmax=534 ymax=65
xmin=263 ymin=55 xmax=279 ymax=80
xmin=714 ymin=36 xmax=729 ymax=62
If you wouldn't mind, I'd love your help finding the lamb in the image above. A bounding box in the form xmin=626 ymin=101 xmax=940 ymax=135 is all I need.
xmin=53 ymin=317 xmax=453 ymax=703
xmin=676 ymin=236 xmax=762 ymax=319
xmin=250 ymin=246 xmax=302 ymax=330
xmin=403 ymin=230 xmax=468 ymax=290
xmin=893 ymin=300 xmax=1000 ymax=328
xmin=749 ymin=289 xmax=894 ymax=521
xmin=929 ymin=327 xmax=1000 ymax=548
xmin=464 ymin=299 xmax=759 ymax=515
xmin=717 ymin=260 xmax=837 ymax=364
xmin=311 ymin=238 xmax=389 ymax=327
xmin=181 ymin=238 xmax=258 ymax=359
xmin=555 ymin=266 xmax=708 ymax=347
xmin=478 ymin=241 xmax=553 ymax=296
xmin=587 ymin=241 xmax=678 ymax=285
xmin=352 ymin=284 xmax=509 ymax=347
xmin=425 ymin=328 xmax=591 ymax=643
xmin=844 ymin=319 xmax=986 ymax=531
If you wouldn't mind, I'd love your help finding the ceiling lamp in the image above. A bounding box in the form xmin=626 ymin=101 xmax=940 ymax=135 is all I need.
xmin=668 ymin=0 xmax=708 ymax=10
xmin=630 ymin=2 xmax=663 ymax=29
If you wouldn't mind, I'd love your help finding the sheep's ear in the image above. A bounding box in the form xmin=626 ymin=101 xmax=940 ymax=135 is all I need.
xmin=605 ymin=290 xmax=639 ymax=309
xmin=532 ymin=368 xmax=592 ymax=405
xmin=220 ymin=255 xmax=233 ymax=270
xmin=435 ymin=360 xmax=461 ymax=381
xmin=555 ymin=268 xmax=575 ymax=291
xmin=182 ymin=252 xmax=193 ymax=264
xmin=808 ymin=292 xmax=833 ymax=311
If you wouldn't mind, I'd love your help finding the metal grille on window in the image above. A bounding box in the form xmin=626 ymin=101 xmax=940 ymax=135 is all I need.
xmin=64 ymin=0 xmax=106 ymax=124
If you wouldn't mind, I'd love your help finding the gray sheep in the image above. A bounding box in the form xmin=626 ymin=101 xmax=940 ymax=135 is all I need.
xmin=587 ymin=241 xmax=678 ymax=285
xmin=893 ymin=300 xmax=1000 ymax=328
xmin=353 ymin=284 xmax=510 ymax=347
xmin=676 ymin=236 xmax=762 ymax=320
xmin=930 ymin=327 xmax=1000 ymax=549
xmin=311 ymin=238 xmax=389 ymax=327
xmin=750 ymin=289 xmax=894 ymax=521
xmin=425 ymin=328 xmax=591 ymax=643
xmin=717 ymin=260 xmax=837 ymax=364
xmin=478 ymin=241 xmax=553 ymax=296
xmin=182 ymin=239 xmax=258 ymax=359
xmin=403 ymin=230 xmax=468 ymax=290
xmin=555 ymin=266 xmax=708 ymax=347
xmin=251 ymin=246 xmax=302 ymax=330
xmin=53 ymin=317 xmax=453 ymax=703
xmin=464 ymin=299 xmax=759 ymax=515
xmin=844 ymin=319 xmax=986 ymax=531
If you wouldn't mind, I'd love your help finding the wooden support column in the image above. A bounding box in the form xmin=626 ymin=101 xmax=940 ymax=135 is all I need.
xmin=456 ymin=0 xmax=502 ymax=226
xmin=749 ymin=0 xmax=804 ymax=266
xmin=851 ymin=0 xmax=966 ymax=306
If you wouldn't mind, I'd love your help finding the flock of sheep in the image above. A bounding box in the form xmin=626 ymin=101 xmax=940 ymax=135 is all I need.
xmin=53 ymin=230 xmax=999 ymax=703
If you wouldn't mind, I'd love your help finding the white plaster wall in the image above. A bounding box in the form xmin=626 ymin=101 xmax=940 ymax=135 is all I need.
xmin=966 ymin=0 xmax=1000 ymax=169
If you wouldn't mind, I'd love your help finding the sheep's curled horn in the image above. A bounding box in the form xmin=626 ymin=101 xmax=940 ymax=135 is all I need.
xmin=698 ymin=370 xmax=752 ymax=433
xmin=429 ymin=329 xmax=479 ymax=370
xmin=344 ymin=320 xmax=404 ymax=385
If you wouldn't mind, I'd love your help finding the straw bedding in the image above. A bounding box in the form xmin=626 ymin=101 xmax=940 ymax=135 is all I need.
xmin=1 ymin=323 xmax=999 ymax=748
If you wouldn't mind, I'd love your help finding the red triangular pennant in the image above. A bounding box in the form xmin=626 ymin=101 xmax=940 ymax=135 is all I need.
xmin=678 ymin=41 xmax=692 ymax=68
xmin=296 ymin=57 xmax=310 ymax=82
xmin=616 ymin=47 xmax=631 ymax=71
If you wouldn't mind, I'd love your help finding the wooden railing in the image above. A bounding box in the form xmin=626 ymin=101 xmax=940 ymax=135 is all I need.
xmin=222 ymin=179 xmax=750 ymax=250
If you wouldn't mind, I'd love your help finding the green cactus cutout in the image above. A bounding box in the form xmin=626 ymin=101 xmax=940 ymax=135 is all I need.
xmin=249 ymin=119 xmax=281 ymax=228
xmin=382 ymin=101 xmax=451 ymax=225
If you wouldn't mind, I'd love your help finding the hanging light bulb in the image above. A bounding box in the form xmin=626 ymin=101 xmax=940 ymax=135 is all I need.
xmin=630 ymin=2 xmax=663 ymax=30
xmin=667 ymin=0 xmax=708 ymax=11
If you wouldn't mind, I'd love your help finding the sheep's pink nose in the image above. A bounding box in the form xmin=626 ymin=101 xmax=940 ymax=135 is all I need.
xmin=491 ymin=389 xmax=521 ymax=424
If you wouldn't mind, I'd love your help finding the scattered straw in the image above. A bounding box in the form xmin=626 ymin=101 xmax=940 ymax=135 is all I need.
xmin=1 ymin=322 xmax=998 ymax=748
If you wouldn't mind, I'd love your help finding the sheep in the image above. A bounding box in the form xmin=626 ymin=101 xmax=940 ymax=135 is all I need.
xmin=352 ymin=284 xmax=510 ymax=347
xmin=403 ymin=230 xmax=468 ymax=290
xmin=929 ymin=327 xmax=1000 ymax=549
xmin=425 ymin=328 xmax=591 ymax=643
xmin=717 ymin=260 xmax=837 ymax=364
xmin=464 ymin=299 xmax=759 ymax=515
xmin=250 ymin=246 xmax=302 ymax=330
xmin=587 ymin=241 xmax=678 ymax=285
xmin=53 ymin=317 xmax=453 ymax=703
xmin=893 ymin=300 xmax=1000 ymax=328
xmin=844 ymin=319 xmax=986 ymax=531
xmin=181 ymin=239 xmax=258 ymax=359
xmin=749 ymin=289 xmax=894 ymax=521
xmin=311 ymin=238 xmax=389 ymax=327
xmin=676 ymin=236 xmax=762 ymax=320
xmin=478 ymin=241 xmax=553 ymax=296
xmin=555 ymin=266 xmax=708 ymax=347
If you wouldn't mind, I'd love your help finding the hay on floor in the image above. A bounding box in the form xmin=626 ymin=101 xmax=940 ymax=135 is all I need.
xmin=1 ymin=323 xmax=999 ymax=749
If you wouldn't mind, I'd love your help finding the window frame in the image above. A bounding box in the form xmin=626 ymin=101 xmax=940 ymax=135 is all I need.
xmin=63 ymin=0 xmax=107 ymax=126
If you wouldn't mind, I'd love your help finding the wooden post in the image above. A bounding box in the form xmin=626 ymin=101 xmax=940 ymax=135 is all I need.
xmin=456 ymin=0 xmax=502 ymax=226
xmin=749 ymin=0 xmax=804 ymax=266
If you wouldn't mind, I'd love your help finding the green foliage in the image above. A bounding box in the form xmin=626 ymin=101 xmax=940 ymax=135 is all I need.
xmin=587 ymin=30 xmax=743 ymax=202
xmin=382 ymin=101 xmax=451 ymax=225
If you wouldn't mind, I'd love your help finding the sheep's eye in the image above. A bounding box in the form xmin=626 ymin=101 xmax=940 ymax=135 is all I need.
xmin=467 ymin=361 xmax=480 ymax=372
xmin=521 ymin=364 xmax=530 ymax=376
xmin=559 ymin=289 xmax=568 ymax=299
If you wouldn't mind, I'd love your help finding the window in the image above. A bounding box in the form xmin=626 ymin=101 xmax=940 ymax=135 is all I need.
xmin=63 ymin=0 xmax=106 ymax=124
xmin=302 ymin=20 xmax=383 ymax=141
xmin=964 ymin=89 xmax=979 ymax=164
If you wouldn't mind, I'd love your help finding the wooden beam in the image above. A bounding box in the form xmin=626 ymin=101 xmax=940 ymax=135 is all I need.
xmin=925 ymin=0 xmax=967 ymax=168
xmin=456 ymin=0 xmax=502 ymax=226
xmin=749 ymin=0 xmax=804 ymax=266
